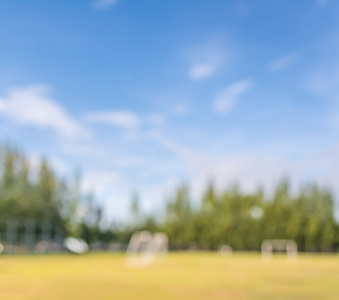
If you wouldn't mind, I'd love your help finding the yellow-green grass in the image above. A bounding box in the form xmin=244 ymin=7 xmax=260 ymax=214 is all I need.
xmin=1 ymin=253 xmax=339 ymax=299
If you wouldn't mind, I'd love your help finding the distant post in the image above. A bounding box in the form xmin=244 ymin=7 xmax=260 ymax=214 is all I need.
xmin=6 ymin=218 xmax=18 ymax=253
xmin=54 ymin=225 xmax=64 ymax=252
xmin=24 ymin=219 xmax=36 ymax=252
xmin=40 ymin=220 xmax=52 ymax=252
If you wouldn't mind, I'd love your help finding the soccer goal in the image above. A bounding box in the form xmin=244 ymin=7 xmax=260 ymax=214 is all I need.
xmin=126 ymin=231 xmax=168 ymax=267
xmin=261 ymin=239 xmax=298 ymax=261
xmin=219 ymin=245 xmax=232 ymax=256
xmin=151 ymin=233 xmax=168 ymax=254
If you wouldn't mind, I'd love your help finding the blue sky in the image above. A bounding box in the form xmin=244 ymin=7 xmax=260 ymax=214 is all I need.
xmin=0 ymin=0 xmax=338 ymax=221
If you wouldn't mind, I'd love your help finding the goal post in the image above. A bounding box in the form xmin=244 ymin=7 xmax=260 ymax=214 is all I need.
xmin=261 ymin=239 xmax=298 ymax=261
xmin=219 ymin=245 xmax=232 ymax=256
xmin=151 ymin=233 xmax=168 ymax=254
xmin=126 ymin=230 xmax=153 ymax=254
xmin=126 ymin=231 xmax=169 ymax=267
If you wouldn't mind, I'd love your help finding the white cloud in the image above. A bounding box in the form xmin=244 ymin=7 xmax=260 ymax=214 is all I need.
xmin=189 ymin=63 xmax=216 ymax=80
xmin=93 ymin=0 xmax=119 ymax=10
xmin=155 ymin=136 xmax=204 ymax=165
xmin=146 ymin=134 xmax=299 ymax=205
xmin=49 ymin=157 xmax=70 ymax=174
xmin=185 ymin=39 xmax=228 ymax=80
xmin=147 ymin=135 xmax=339 ymax=209
xmin=113 ymin=156 xmax=146 ymax=168
xmin=149 ymin=135 xmax=298 ymax=198
xmin=0 ymin=101 xmax=5 ymax=112
xmin=235 ymin=3 xmax=250 ymax=16
xmin=306 ymin=62 xmax=339 ymax=101
xmin=61 ymin=143 xmax=104 ymax=157
xmin=0 ymin=84 xmax=88 ymax=138
xmin=82 ymin=171 xmax=120 ymax=194
xmin=171 ymin=103 xmax=189 ymax=116
xmin=186 ymin=154 xmax=299 ymax=203
xmin=317 ymin=0 xmax=328 ymax=6
xmin=268 ymin=53 xmax=298 ymax=72
xmin=146 ymin=113 xmax=166 ymax=125
xmin=214 ymin=79 xmax=253 ymax=113
xmin=85 ymin=110 xmax=166 ymax=130
xmin=85 ymin=110 xmax=140 ymax=129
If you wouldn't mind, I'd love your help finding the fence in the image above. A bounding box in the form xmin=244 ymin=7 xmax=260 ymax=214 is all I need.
xmin=0 ymin=215 xmax=65 ymax=254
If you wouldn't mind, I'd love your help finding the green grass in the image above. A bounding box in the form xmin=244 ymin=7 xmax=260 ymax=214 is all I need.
xmin=1 ymin=253 xmax=339 ymax=299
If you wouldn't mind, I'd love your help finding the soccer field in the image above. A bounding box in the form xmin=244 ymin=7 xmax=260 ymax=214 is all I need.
xmin=1 ymin=253 xmax=339 ymax=300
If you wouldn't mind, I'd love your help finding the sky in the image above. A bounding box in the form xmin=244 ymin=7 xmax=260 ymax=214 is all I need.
xmin=0 ymin=0 xmax=338 ymax=221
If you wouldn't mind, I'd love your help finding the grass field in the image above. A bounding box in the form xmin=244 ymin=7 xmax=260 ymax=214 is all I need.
xmin=1 ymin=253 xmax=339 ymax=299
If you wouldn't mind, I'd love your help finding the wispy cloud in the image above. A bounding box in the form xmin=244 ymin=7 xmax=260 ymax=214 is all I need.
xmin=189 ymin=63 xmax=216 ymax=80
xmin=234 ymin=3 xmax=250 ymax=16
xmin=145 ymin=130 xmax=200 ymax=162
xmin=84 ymin=110 xmax=140 ymax=129
xmin=92 ymin=0 xmax=119 ymax=10
xmin=268 ymin=53 xmax=298 ymax=72
xmin=85 ymin=110 xmax=166 ymax=129
xmin=82 ymin=171 xmax=120 ymax=194
xmin=0 ymin=101 xmax=5 ymax=112
xmin=156 ymin=136 xmax=205 ymax=165
xmin=306 ymin=62 xmax=339 ymax=100
xmin=214 ymin=79 xmax=253 ymax=113
xmin=171 ymin=103 xmax=189 ymax=116
xmin=189 ymin=154 xmax=297 ymax=201
xmin=316 ymin=0 xmax=328 ymax=6
xmin=148 ymin=133 xmax=298 ymax=202
xmin=185 ymin=39 xmax=227 ymax=80
xmin=146 ymin=113 xmax=166 ymax=125
xmin=0 ymin=84 xmax=88 ymax=138
xmin=61 ymin=143 xmax=104 ymax=157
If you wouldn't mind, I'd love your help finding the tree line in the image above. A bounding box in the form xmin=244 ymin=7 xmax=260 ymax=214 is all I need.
xmin=0 ymin=143 xmax=338 ymax=252
xmin=150 ymin=182 xmax=339 ymax=252
xmin=0 ymin=143 xmax=102 ymax=240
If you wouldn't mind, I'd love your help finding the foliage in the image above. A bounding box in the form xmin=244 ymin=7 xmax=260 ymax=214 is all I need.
xmin=137 ymin=181 xmax=339 ymax=252
xmin=0 ymin=143 xmax=99 ymax=239
xmin=1 ymin=142 xmax=338 ymax=251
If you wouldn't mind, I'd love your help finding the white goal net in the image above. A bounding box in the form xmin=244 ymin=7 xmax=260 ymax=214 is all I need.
xmin=261 ymin=239 xmax=298 ymax=261
xmin=126 ymin=231 xmax=168 ymax=267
